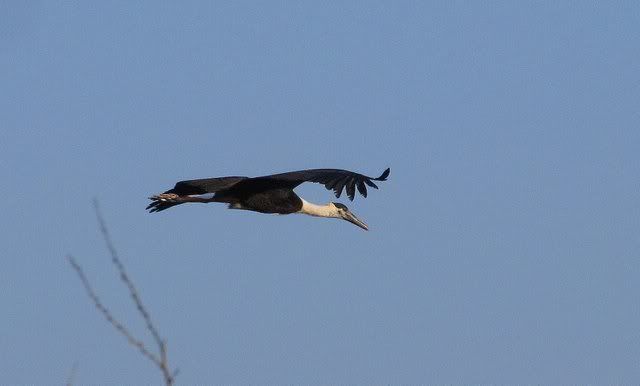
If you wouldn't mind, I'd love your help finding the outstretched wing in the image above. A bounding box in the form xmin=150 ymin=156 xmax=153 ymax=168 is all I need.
xmin=255 ymin=168 xmax=390 ymax=201
xmin=146 ymin=176 xmax=248 ymax=212
xmin=164 ymin=176 xmax=248 ymax=196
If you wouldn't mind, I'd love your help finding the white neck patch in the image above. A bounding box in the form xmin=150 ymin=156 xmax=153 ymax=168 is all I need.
xmin=298 ymin=198 xmax=337 ymax=218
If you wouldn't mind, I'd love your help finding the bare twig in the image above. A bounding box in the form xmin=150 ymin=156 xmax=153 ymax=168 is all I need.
xmin=67 ymin=201 xmax=177 ymax=385
xmin=67 ymin=255 xmax=161 ymax=366
xmin=93 ymin=200 xmax=164 ymax=347
xmin=65 ymin=362 xmax=78 ymax=386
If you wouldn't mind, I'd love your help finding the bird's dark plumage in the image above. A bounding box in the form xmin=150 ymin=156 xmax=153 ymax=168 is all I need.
xmin=240 ymin=167 xmax=390 ymax=200
xmin=146 ymin=167 xmax=390 ymax=214
xmin=166 ymin=176 xmax=248 ymax=196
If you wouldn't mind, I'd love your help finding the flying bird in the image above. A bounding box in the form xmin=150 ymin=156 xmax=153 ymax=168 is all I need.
xmin=146 ymin=168 xmax=390 ymax=230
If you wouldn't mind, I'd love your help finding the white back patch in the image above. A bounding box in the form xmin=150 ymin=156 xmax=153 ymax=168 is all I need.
xmin=189 ymin=193 xmax=216 ymax=200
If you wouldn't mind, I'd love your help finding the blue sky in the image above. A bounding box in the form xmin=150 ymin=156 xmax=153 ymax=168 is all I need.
xmin=2 ymin=1 xmax=639 ymax=384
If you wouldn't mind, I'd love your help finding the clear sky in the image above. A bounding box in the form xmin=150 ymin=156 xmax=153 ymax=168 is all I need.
xmin=2 ymin=1 xmax=639 ymax=384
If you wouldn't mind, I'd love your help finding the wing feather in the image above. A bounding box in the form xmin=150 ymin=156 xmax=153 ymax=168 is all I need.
xmin=357 ymin=181 xmax=367 ymax=198
xmin=251 ymin=168 xmax=390 ymax=201
xmin=364 ymin=179 xmax=379 ymax=189
xmin=333 ymin=177 xmax=348 ymax=198
xmin=166 ymin=176 xmax=247 ymax=195
xmin=346 ymin=178 xmax=356 ymax=201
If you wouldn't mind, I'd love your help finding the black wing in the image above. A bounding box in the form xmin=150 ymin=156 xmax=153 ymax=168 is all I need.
xmin=164 ymin=176 xmax=248 ymax=196
xmin=146 ymin=176 xmax=248 ymax=213
xmin=254 ymin=168 xmax=390 ymax=201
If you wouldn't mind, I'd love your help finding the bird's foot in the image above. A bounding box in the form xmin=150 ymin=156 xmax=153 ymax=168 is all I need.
xmin=149 ymin=193 xmax=180 ymax=202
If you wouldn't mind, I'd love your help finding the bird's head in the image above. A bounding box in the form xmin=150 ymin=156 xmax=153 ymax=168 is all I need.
xmin=329 ymin=202 xmax=369 ymax=231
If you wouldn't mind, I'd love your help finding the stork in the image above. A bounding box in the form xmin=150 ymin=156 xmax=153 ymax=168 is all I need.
xmin=146 ymin=168 xmax=390 ymax=230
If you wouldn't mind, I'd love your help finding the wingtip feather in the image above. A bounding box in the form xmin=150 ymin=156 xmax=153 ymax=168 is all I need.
xmin=374 ymin=168 xmax=390 ymax=181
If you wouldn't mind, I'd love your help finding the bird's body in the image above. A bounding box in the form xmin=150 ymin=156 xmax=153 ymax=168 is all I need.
xmin=147 ymin=168 xmax=390 ymax=230
xmin=225 ymin=188 xmax=303 ymax=214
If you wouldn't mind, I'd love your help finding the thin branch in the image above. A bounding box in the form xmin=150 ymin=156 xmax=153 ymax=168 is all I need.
xmin=65 ymin=362 xmax=78 ymax=386
xmin=93 ymin=199 xmax=164 ymax=348
xmin=67 ymin=201 xmax=177 ymax=385
xmin=67 ymin=255 xmax=161 ymax=366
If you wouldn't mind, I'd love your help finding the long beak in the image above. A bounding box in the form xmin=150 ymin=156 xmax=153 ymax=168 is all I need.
xmin=342 ymin=210 xmax=369 ymax=231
